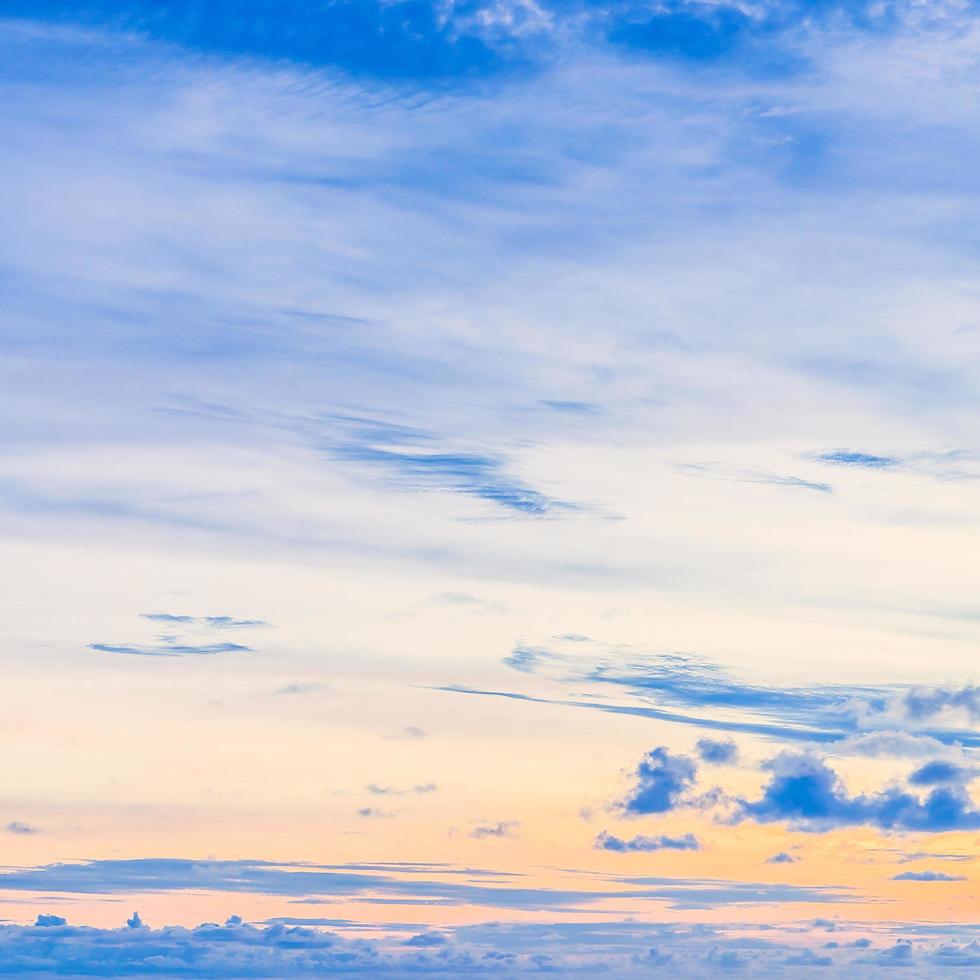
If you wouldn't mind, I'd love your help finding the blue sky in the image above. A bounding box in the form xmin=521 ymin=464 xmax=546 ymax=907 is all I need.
xmin=3 ymin=1 xmax=980 ymax=976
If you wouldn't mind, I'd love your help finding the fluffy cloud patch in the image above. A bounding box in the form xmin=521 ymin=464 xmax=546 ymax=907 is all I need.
xmin=620 ymin=748 xmax=697 ymax=816
xmin=736 ymin=752 xmax=980 ymax=832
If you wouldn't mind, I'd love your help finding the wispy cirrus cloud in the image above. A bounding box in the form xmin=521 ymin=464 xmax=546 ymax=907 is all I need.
xmin=892 ymin=870 xmax=966 ymax=882
xmin=676 ymin=462 xmax=832 ymax=494
xmin=463 ymin=641 xmax=980 ymax=750
xmin=811 ymin=449 xmax=980 ymax=482
xmin=140 ymin=613 xmax=267 ymax=629
xmin=90 ymin=611 xmax=264 ymax=658
xmin=0 ymin=858 xmax=851 ymax=913
xmin=89 ymin=641 xmax=250 ymax=658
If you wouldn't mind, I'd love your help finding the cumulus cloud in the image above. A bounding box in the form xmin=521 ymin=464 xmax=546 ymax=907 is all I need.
xmin=34 ymin=914 xmax=66 ymax=927
xmin=8 ymin=909 xmax=970 ymax=976
xmin=870 ymin=939 xmax=915 ymax=965
xmin=735 ymin=752 xmax=980 ymax=832
xmin=619 ymin=747 xmax=697 ymax=816
xmin=404 ymin=931 xmax=447 ymax=948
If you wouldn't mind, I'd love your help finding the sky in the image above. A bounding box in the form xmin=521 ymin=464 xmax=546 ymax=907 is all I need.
xmin=2 ymin=0 xmax=980 ymax=975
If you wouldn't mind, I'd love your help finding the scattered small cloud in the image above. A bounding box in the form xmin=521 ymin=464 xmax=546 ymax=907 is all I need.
xmin=468 ymin=821 xmax=519 ymax=840
xmin=141 ymin=614 xmax=267 ymax=629
xmin=384 ymin=726 xmax=428 ymax=740
xmin=540 ymin=400 xmax=600 ymax=415
xmin=501 ymin=644 xmax=559 ymax=673
xmin=366 ymin=783 xmax=437 ymax=796
xmin=273 ymin=682 xmax=327 ymax=696
xmin=595 ymin=831 xmax=700 ymax=853
xmin=432 ymin=592 xmax=481 ymax=605
xmin=6 ymin=822 xmax=38 ymax=835
xmin=766 ymin=852 xmax=798 ymax=865
xmin=815 ymin=451 xmax=900 ymax=470
xmin=34 ymin=914 xmax=66 ymax=927
xmin=891 ymin=870 xmax=966 ymax=882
